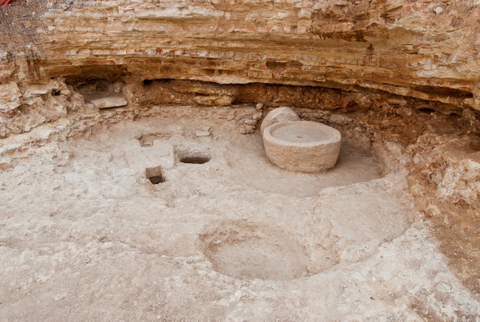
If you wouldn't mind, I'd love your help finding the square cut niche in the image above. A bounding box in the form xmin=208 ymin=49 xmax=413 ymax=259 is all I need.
xmin=146 ymin=166 xmax=165 ymax=184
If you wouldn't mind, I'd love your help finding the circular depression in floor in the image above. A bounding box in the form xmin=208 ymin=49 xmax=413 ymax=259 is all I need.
xmin=199 ymin=221 xmax=337 ymax=281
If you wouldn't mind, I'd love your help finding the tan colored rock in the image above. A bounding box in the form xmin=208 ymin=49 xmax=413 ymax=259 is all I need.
xmin=0 ymin=83 xmax=21 ymax=111
xmin=0 ymin=0 xmax=478 ymax=114
xmin=193 ymin=95 xmax=234 ymax=106
xmin=23 ymin=113 xmax=47 ymax=132
xmin=260 ymin=107 xmax=300 ymax=135
xmin=90 ymin=96 xmax=128 ymax=109
xmin=170 ymin=80 xmax=238 ymax=97
xmin=3 ymin=0 xmax=471 ymax=112
xmin=263 ymin=121 xmax=341 ymax=172
xmin=23 ymin=80 xmax=59 ymax=98
xmin=195 ymin=130 xmax=210 ymax=137
xmin=0 ymin=160 xmax=13 ymax=170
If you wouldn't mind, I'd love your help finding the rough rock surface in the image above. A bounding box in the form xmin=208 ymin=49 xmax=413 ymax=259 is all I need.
xmin=260 ymin=106 xmax=300 ymax=135
xmin=1 ymin=0 xmax=480 ymax=318
xmin=0 ymin=109 xmax=479 ymax=320
xmin=0 ymin=0 xmax=478 ymax=139
xmin=2 ymin=0 xmax=480 ymax=107
xmin=90 ymin=95 xmax=128 ymax=109
xmin=263 ymin=121 xmax=342 ymax=172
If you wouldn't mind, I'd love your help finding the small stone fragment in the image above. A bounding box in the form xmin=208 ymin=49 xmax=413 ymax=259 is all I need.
xmin=252 ymin=113 xmax=262 ymax=120
xmin=256 ymin=103 xmax=264 ymax=110
xmin=194 ymin=95 xmax=234 ymax=106
xmin=90 ymin=96 xmax=128 ymax=109
xmin=196 ymin=130 xmax=211 ymax=137
xmin=0 ymin=160 xmax=13 ymax=170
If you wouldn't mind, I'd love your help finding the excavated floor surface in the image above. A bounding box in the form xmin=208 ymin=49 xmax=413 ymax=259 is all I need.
xmin=0 ymin=110 xmax=480 ymax=320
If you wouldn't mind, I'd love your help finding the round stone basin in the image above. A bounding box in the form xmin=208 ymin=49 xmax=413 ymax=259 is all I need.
xmin=263 ymin=121 xmax=342 ymax=172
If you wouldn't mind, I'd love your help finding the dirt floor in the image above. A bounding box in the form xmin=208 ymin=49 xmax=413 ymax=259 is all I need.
xmin=0 ymin=108 xmax=480 ymax=321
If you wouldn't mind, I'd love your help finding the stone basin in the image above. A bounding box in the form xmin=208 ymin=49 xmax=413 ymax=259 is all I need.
xmin=263 ymin=121 xmax=341 ymax=172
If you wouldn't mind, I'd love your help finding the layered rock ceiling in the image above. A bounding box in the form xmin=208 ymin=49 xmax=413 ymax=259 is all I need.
xmin=2 ymin=0 xmax=480 ymax=112
xmin=39 ymin=0 xmax=480 ymax=103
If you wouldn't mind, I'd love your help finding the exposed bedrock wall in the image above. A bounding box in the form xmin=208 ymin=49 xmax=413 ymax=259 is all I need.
xmin=1 ymin=0 xmax=480 ymax=138
xmin=1 ymin=0 xmax=480 ymax=109
xmin=2 ymin=0 xmax=480 ymax=295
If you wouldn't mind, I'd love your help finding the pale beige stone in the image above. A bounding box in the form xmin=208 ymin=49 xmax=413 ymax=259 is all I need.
xmin=0 ymin=83 xmax=21 ymax=111
xmin=193 ymin=95 xmax=235 ymax=106
xmin=263 ymin=121 xmax=341 ymax=172
xmin=90 ymin=96 xmax=128 ymax=109
xmin=0 ymin=160 xmax=12 ymax=170
xmin=195 ymin=130 xmax=210 ymax=137
xmin=0 ymin=1 xmax=479 ymax=319
xmin=0 ymin=107 xmax=478 ymax=320
xmin=260 ymin=107 xmax=300 ymax=135
xmin=23 ymin=80 xmax=59 ymax=98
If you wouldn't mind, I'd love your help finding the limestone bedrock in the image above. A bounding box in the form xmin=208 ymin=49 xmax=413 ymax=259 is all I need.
xmin=1 ymin=110 xmax=479 ymax=320
xmin=1 ymin=0 xmax=480 ymax=310
xmin=1 ymin=0 xmax=480 ymax=139
xmin=2 ymin=0 xmax=480 ymax=109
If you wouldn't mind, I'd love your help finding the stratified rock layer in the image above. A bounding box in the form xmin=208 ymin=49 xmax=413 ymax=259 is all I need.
xmin=1 ymin=0 xmax=480 ymax=139
xmin=2 ymin=0 xmax=480 ymax=107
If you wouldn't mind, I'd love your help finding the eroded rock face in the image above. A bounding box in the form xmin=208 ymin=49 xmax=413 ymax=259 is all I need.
xmin=1 ymin=0 xmax=480 ymax=108
xmin=0 ymin=77 xmax=85 ymax=138
xmin=39 ymin=0 xmax=480 ymax=103
xmin=1 ymin=0 xmax=479 ymax=137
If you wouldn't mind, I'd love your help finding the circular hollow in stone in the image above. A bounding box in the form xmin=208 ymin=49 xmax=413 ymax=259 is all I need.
xmin=260 ymin=106 xmax=300 ymax=135
xmin=200 ymin=222 xmax=310 ymax=281
xmin=179 ymin=152 xmax=211 ymax=164
xmin=263 ymin=121 xmax=341 ymax=172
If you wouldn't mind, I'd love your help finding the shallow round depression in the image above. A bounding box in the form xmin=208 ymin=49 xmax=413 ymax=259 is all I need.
xmin=268 ymin=121 xmax=340 ymax=145
xmin=271 ymin=123 xmax=331 ymax=143
xmin=200 ymin=222 xmax=335 ymax=281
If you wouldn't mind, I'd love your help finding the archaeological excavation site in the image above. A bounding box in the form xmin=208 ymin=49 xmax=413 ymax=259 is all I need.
xmin=1 ymin=0 xmax=480 ymax=320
